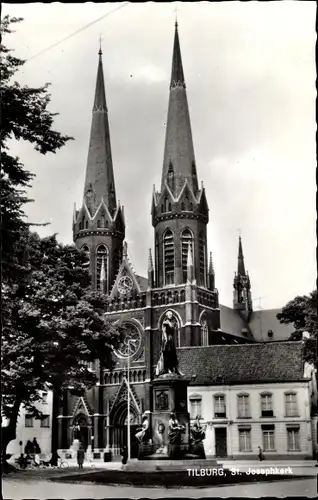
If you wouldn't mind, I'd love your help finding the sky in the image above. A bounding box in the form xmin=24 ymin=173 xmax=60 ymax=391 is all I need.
xmin=3 ymin=1 xmax=316 ymax=310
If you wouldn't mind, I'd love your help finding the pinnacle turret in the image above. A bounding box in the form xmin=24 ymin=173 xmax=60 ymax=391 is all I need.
xmin=237 ymin=236 xmax=246 ymax=276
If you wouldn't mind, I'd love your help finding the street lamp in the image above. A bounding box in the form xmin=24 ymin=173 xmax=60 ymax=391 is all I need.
xmin=127 ymin=338 xmax=137 ymax=461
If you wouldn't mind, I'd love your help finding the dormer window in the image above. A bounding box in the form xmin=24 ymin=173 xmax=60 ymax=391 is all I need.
xmin=268 ymin=330 xmax=273 ymax=338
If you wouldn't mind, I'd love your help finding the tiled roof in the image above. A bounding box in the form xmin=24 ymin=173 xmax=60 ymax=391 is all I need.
xmin=249 ymin=309 xmax=294 ymax=342
xmin=177 ymin=341 xmax=304 ymax=385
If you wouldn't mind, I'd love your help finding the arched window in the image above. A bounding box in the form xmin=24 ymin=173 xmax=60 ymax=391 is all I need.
xmin=181 ymin=202 xmax=185 ymax=211
xmin=201 ymin=320 xmax=208 ymax=346
xmin=82 ymin=216 xmax=85 ymax=229
xmin=85 ymin=220 xmax=88 ymax=229
xmin=81 ymin=245 xmax=90 ymax=270
xmin=199 ymin=232 xmax=206 ymax=286
xmin=100 ymin=215 xmax=105 ymax=228
xmin=163 ymin=229 xmax=174 ymax=285
xmin=181 ymin=228 xmax=194 ymax=283
xmin=96 ymin=244 xmax=108 ymax=292
xmin=155 ymin=235 xmax=159 ymax=286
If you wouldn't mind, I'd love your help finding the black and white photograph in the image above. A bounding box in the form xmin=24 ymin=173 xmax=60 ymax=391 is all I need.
xmin=1 ymin=1 xmax=317 ymax=498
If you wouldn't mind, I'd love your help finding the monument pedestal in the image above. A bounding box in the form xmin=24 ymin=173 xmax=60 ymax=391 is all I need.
xmin=141 ymin=373 xmax=191 ymax=459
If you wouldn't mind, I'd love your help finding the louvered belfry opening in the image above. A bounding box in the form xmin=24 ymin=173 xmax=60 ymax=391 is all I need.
xmin=96 ymin=244 xmax=108 ymax=292
xmin=199 ymin=232 xmax=206 ymax=286
xmin=163 ymin=229 xmax=175 ymax=285
xmin=181 ymin=228 xmax=193 ymax=283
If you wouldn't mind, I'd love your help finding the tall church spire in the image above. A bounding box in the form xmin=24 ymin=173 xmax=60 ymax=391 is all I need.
xmin=237 ymin=236 xmax=246 ymax=276
xmin=73 ymin=47 xmax=125 ymax=293
xmin=161 ymin=22 xmax=198 ymax=196
xmin=83 ymin=48 xmax=117 ymax=215
xmin=233 ymin=236 xmax=253 ymax=319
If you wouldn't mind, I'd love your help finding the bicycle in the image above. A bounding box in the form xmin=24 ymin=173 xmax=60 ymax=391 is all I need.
xmin=58 ymin=458 xmax=69 ymax=468
xmin=86 ymin=457 xmax=96 ymax=468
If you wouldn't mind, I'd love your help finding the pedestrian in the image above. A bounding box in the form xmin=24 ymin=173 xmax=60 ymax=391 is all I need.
xmin=24 ymin=440 xmax=33 ymax=455
xmin=258 ymin=446 xmax=264 ymax=461
xmin=17 ymin=453 xmax=27 ymax=469
xmin=32 ymin=437 xmax=41 ymax=454
xmin=77 ymin=444 xmax=85 ymax=469
xmin=121 ymin=445 xmax=128 ymax=467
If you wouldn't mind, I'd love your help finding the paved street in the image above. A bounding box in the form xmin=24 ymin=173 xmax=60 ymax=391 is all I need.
xmin=3 ymin=476 xmax=316 ymax=499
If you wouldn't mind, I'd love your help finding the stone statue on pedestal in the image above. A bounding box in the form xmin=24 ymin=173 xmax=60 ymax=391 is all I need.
xmin=168 ymin=412 xmax=185 ymax=458
xmin=155 ymin=311 xmax=183 ymax=377
xmin=190 ymin=415 xmax=206 ymax=458
xmin=135 ymin=413 xmax=151 ymax=444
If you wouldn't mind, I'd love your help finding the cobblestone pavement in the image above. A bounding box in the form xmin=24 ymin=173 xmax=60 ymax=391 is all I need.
xmin=2 ymin=476 xmax=317 ymax=499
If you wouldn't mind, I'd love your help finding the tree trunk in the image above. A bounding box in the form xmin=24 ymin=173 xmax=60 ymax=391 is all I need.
xmin=51 ymin=386 xmax=61 ymax=453
xmin=1 ymin=399 xmax=21 ymax=473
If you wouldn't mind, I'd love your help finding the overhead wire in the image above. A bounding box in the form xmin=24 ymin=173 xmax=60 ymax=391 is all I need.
xmin=25 ymin=2 xmax=130 ymax=64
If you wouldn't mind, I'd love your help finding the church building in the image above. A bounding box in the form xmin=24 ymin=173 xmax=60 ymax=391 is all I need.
xmin=52 ymin=23 xmax=316 ymax=461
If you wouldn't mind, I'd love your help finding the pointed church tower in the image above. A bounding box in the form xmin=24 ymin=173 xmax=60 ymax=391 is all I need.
xmin=73 ymin=47 xmax=125 ymax=292
xmin=152 ymin=22 xmax=210 ymax=287
xmin=233 ymin=236 xmax=253 ymax=320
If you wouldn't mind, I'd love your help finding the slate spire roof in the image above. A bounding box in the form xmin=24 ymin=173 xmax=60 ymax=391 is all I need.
xmin=161 ymin=22 xmax=199 ymax=196
xmin=83 ymin=48 xmax=117 ymax=215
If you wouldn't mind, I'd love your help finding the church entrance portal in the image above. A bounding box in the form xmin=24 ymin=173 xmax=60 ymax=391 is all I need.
xmin=110 ymin=405 xmax=140 ymax=458
xmin=72 ymin=414 xmax=89 ymax=451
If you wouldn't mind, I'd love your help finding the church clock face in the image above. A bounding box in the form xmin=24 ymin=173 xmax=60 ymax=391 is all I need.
xmin=117 ymin=276 xmax=133 ymax=295
xmin=115 ymin=324 xmax=142 ymax=358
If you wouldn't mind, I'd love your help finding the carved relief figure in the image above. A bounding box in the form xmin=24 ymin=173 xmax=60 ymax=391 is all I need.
xmin=155 ymin=311 xmax=183 ymax=376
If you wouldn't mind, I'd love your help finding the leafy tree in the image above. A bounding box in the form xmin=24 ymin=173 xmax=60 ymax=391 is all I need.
xmin=2 ymin=233 xmax=125 ymax=459
xmin=0 ymin=15 xmax=72 ymax=280
xmin=277 ymin=290 xmax=317 ymax=366
xmin=1 ymin=17 xmax=124 ymax=465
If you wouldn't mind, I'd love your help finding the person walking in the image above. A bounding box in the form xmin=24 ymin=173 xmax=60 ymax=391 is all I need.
xmin=121 ymin=445 xmax=128 ymax=467
xmin=77 ymin=444 xmax=85 ymax=469
xmin=258 ymin=446 xmax=264 ymax=461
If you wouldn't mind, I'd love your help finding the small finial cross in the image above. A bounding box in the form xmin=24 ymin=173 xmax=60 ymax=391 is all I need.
xmin=98 ymin=35 xmax=103 ymax=56
xmin=175 ymin=3 xmax=179 ymax=26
